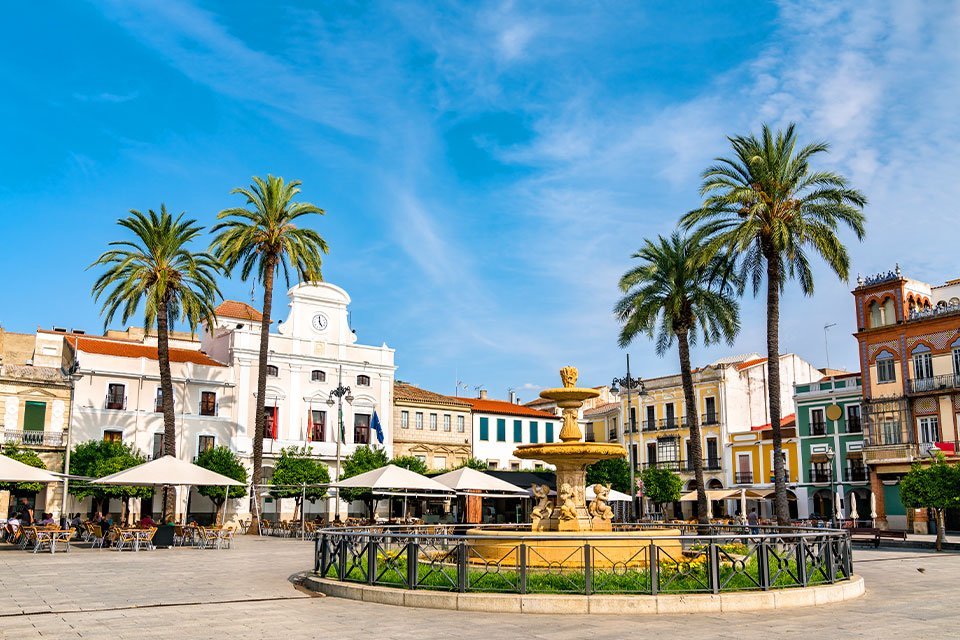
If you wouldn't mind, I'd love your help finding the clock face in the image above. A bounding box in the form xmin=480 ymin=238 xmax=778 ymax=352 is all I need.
xmin=312 ymin=313 xmax=329 ymax=332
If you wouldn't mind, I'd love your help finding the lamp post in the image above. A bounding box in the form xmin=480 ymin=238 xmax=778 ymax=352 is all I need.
xmin=825 ymin=447 xmax=837 ymax=527
xmin=60 ymin=364 xmax=83 ymax=526
xmin=326 ymin=365 xmax=354 ymax=522
xmin=612 ymin=354 xmax=648 ymax=522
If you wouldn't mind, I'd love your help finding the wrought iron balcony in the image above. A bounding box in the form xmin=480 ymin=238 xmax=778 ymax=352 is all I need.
xmin=681 ymin=458 xmax=723 ymax=472
xmin=808 ymin=469 xmax=832 ymax=483
xmin=642 ymin=420 xmax=658 ymax=432
xmin=734 ymin=472 xmax=753 ymax=484
xmin=104 ymin=394 xmax=127 ymax=410
xmin=844 ymin=467 xmax=870 ymax=482
xmin=907 ymin=374 xmax=960 ymax=395
xmin=846 ymin=417 xmax=862 ymax=433
xmin=3 ymin=430 xmax=64 ymax=447
xmin=700 ymin=412 xmax=720 ymax=426
xmin=643 ymin=460 xmax=682 ymax=472
xmin=811 ymin=421 xmax=826 ymax=436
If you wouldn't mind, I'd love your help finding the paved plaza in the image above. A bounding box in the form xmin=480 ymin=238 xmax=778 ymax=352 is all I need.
xmin=1 ymin=537 xmax=957 ymax=639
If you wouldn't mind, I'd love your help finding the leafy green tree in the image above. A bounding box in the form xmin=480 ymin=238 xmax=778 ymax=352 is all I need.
xmin=195 ymin=446 xmax=248 ymax=524
xmin=615 ymin=232 xmax=740 ymax=524
xmin=269 ymin=447 xmax=330 ymax=520
xmin=90 ymin=207 xmax=222 ymax=517
xmin=390 ymin=455 xmax=428 ymax=475
xmin=68 ymin=440 xmax=152 ymax=521
xmin=211 ymin=176 xmax=328 ymax=527
xmin=457 ymin=457 xmax=489 ymax=471
xmin=900 ymin=453 xmax=960 ymax=552
xmin=640 ymin=467 xmax=682 ymax=514
xmin=338 ymin=445 xmax=389 ymax=507
xmin=586 ymin=458 xmax=631 ymax=494
xmin=0 ymin=445 xmax=47 ymax=494
xmin=682 ymin=123 xmax=866 ymax=524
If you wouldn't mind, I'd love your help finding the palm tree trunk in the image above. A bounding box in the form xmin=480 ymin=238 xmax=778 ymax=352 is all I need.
xmin=764 ymin=247 xmax=789 ymax=525
xmin=677 ymin=329 xmax=709 ymax=526
xmin=156 ymin=295 xmax=178 ymax=520
xmin=249 ymin=254 xmax=277 ymax=533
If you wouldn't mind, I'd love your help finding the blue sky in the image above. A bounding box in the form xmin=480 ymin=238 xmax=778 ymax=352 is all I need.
xmin=2 ymin=1 xmax=959 ymax=401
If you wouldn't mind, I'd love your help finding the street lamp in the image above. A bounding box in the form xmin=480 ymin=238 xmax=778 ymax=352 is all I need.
xmin=824 ymin=447 xmax=837 ymax=527
xmin=326 ymin=365 xmax=354 ymax=522
xmin=611 ymin=354 xmax=648 ymax=522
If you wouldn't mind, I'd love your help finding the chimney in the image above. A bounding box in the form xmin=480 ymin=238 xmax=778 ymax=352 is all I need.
xmin=508 ymin=390 xmax=517 ymax=404
xmin=479 ymin=389 xmax=488 ymax=400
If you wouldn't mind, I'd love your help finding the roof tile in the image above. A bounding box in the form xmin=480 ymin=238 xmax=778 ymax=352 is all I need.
xmin=69 ymin=335 xmax=226 ymax=367
xmin=454 ymin=396 xmax=558 ymax=419
xmin=215 ymin=300 xmax=263 ymax=322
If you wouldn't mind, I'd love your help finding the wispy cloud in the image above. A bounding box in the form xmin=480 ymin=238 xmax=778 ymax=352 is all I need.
xmin=72 ymin=91 xmax=140 ymax=104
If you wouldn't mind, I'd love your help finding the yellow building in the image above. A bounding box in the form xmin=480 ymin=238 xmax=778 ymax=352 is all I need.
xmin=727 ymin=414 xmax=801 ymax=519
xmin=392 ymin=383 xmax=472 ymax=470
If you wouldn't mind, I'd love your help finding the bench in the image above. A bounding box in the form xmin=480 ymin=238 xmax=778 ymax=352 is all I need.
xmin=849 ymin=527 xmax=908 ymax=547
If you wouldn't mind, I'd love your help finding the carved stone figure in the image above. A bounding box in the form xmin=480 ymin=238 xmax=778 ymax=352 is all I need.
xmin=559 ymin=366 xmax=579 ymax=388
xmin=531 ymin=484 xmax=553 ymax=531
xmin=589 ymin=483 xmax=614 ymax=521
xmin=558 ymin=483 xmax=578 ymax=521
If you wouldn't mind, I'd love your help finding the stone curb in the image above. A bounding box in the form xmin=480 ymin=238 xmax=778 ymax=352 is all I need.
xmin=302 ymin=575 xmax=864 ymax=615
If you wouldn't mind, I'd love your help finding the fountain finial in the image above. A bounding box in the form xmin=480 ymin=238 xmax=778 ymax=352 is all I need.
xmin=559 ymin=366 xmax=578 ymax=388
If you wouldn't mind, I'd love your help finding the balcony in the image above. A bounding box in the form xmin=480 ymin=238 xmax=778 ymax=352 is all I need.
xmin=863 ymin=443 xmax=918 ymax=464
xmin=808 ymin=469 xmax=832 ymax=483
xmin=3 ymin=430 xmax=64 ymax=447
xmin=681 ymin=458 xmax=723 ymax=472
xmin=811 ymin=421 xmax=826 ymax=436
xmin=846 ymin=417 xmax=862 ymax=433
xmin=845 ymin=467 xmax=870 ymax=482
xmin=701 ymin=412 xmax=720 ymax=426
xmin=104 ymin=394 xmax=127 ymax=411
xmin=609 ymin=428 xmax=617 ymax=441
xmin=907 ymin=374 xmax=960 ymax=395
xmin=643 ymin=460 xmax=682 ymax=472
xmin=734 ymin=472 xmax=753 ymax=484
xmin=642 ymin=420 xmax=658 ymax=432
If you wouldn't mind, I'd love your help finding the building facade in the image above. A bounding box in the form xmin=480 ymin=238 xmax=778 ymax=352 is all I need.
xmin=794 ymin=374 xmax=869 ymax=522
xmin=458 ymin=391 xmax=561 ymax=471
xmin=728 ymin=415 xmax=801 ymax=519
xmin=392 ymin=383 xmax=471 ymax=470
xmin=854 ymin=267 xmax=960 ymax=531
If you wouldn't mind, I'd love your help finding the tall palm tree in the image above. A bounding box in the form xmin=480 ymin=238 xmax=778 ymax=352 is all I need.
xmin=681 ymin=123 xmax=866 ymax=524
xmin=211 ymin=175 xmax=328 ymax=530
xmin=615 ymin=232 xmax=740 ymax=525
xmin=91 ymin=206 xmax=222 ymax=518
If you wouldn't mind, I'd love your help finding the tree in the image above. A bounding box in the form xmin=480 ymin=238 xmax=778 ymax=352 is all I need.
xmin=337 ymin=445 xmax=389 ymax=513
xmin=900 ymin=453 xmax=960 ymax=552
xmin=390 ymin=455 xmax=428 ymax=475
xmin=211 ymin=175 xmax=328 ymax=530
xmin=68 ymin=440 xmax=152 ymax=523
xmin=0 ymin=445 xmax=47 ymax=494
xmin=457 ymin=457 xmax=490 ymax=471
xmin=587 ymin=458 xmax=631 ymax=494
xmin=615 ymin=232 xmax=740 ymax=525
xmin=195 ymin=446 xmax=248 ymax=524
xmin=90 ymin=206 xmax=222 ymax=518
xmin=682 ymin=123 xmax=866 ymax=524
xmin=639 ymin=467 xmax=682 ymax=514
xmin=269 ymin=447 xmax=330 ymax=521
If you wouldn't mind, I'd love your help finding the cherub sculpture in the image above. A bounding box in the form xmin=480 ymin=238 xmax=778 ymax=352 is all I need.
xmin=531 ymin=484 xmax=553 ymax=530
xmin=588 ymin=483 xmax=614 ymax=521
xmin=558 ymin=483 xmax=578 ymax=521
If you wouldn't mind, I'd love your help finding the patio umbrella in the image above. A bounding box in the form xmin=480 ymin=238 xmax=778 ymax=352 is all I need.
xmin=0 ymin=454 xmax=60 ymax=483
xmin=870 ymin=492 xmax=877 ymax=525
xmin=835 ymin=487 xmax=844 ymax=522
xmin=585 ymin=485 xmax=632 ymax=502
xmin=433 ymin=467 xmax=527 ymax=496
xmin=740 ymin=488 xmax=747 ymax=519
xmin=850 ymin=492 xmax=859 ymax=521
xmin=332 ymin=465 xmax=453 ymax=520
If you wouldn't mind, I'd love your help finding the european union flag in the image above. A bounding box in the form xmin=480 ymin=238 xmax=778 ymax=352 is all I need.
xmin=371 ymin=410 xmax=384 ymax=444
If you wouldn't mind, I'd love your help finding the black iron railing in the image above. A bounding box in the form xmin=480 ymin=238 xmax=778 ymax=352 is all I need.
xmin=808 ymin=469 xmax=832 ymax=483
xmin=3 ymin=430 xmax=64 ymax=447
xmin=105 ymin=394 xmax=126 ymax=410
xmin=734 ymin=472 xmax=753 ymax=484
xmin=701 ymin=412 xmax=720 ymax=425
xmin=844 ymin=467 xmax=869 ymax=482
xmin=811 ymin=422 xmax=826 ymax=436
xmin=907 ymin=374 xmax=960 ymax=394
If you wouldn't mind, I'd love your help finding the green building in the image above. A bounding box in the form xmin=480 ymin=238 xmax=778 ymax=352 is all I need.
xmin=794 ymin=374 xmax=879 ymax=522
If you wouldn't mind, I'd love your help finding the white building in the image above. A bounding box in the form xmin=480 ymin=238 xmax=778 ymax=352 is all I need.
xmin=202 ymin=282 xmax=396 ymax=519
xmin=457 ymin=391 xmax=561 ymax=471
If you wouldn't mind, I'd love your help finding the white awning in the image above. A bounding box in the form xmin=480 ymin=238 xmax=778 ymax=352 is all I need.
xmin=432 ymin=468 xmax=527 ymax=495
xmin=331 ymin=464 xmax=452 ymax=493
xmin=585 ymin=485 xmax=632 ymax=502
xmin=0 ymin=454 xmax=60 ymax=483
xmin=95 ymin=455 xmax=245 ymax=487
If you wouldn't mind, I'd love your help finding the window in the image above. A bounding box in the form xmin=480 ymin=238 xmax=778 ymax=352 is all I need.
xmin=629 ymin=407 xmax=637 ymax=431
xmin=913 ymin=348 xmax=933 ymax=380
xmin=457 ymin=415 xmax=465 ymax=432
xmin=429 ymin=413 xmax=438 ymax=431
xmin=309 ymin=410 xmax=326 ymax=441
xmin=846 ymin=405 xmax=862 ymax=433
xmin=104 ymin=430 xmax=123 ymax=443
xmin=401 ymin=411 xmax=409 ymax=429
xmin=152 ymin=433 xmax=163 ymax=458
xmin=443 ymin=414 xmax=451 ymax=432
xmin=510 ymin=461 xmax=520 ymax=471
xmin=200 ymin=391 xmax=217 ymax=417
xmin=530 ymin=421 xmax=539 ymax=444
xmin=264 ymin=406 xmax=279 ymax=439
xmin=954 ymin=345 xmax=960 ymax=378
xmin=513 ymin=420 xmax=522 ymax=443
xmin=479 ymin=417 xmax=489 ymax=441
xmin=876 ymin=355 xmax=896 ymax=383
xmin=704 ymin=397 xmax=717 ymax=424
xmin=496 ymin=419 xmax=506 ymax=442
xmin=22 ymin=401 xmax=45 ymax=433
xmin=545 ymin=422 xmax=554 ymax=443
xmin=646 ymin=442 xmax=657 ymax=464
xmin=435 ymin=455 xmax=447 ymax=469
xmin=154 ymin=388 xmax=163 ymax=413
xmin=265 ymin=365 xmax=278 ymax=377
xmin=356 ymin=375 xmax=371 ymax=387
xmin=198 ymin=435 xmax=215 ymax=453
xmin=665 ymin=403 xmax=676 ymax=427
xmin=354 ymin=413 xmax=371 ymax=444
xmin=415 ymin=412 xmax=424 ymax=430
xmin=645 ymin=405 xmax=655 ymax=429
xmin=918 ymin=416 xmax=940 ymax=444
xmin=706 ymin=438 xmax=719 ymax=468
xmin=415 ymin=454 xmax=427 ymax=464
xmin=106 ymin=383 xmax=125 ymax=410
xmin=487 ymin=460 xmax=498 ymax=470
xmin=881 ymin=420 xmax=901 ymax=444
xmin=810 ymin=408 xmax=826 ymax=435
xmin=311 ymin=370 xmax=326 ymax=382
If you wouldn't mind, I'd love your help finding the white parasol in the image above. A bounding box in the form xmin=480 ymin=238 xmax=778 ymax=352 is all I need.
xmin=849 ymin=492 xmax=859 ymax=521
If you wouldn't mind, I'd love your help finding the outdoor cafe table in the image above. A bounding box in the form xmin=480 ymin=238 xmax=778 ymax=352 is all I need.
xmin=115 ymin=528 xmax=155 ymax=552
xmin=33 ymin=529 xmax=73 ymax=554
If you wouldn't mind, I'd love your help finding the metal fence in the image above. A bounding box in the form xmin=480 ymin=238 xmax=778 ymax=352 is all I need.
xmin=313 ymin=523 xmax=853 ymax=595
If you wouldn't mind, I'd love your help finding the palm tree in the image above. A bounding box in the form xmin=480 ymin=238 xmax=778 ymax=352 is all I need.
xmin=615 ymin=232 xmax=740 ymax=525
xmin=211 ymin=175 xmax=328 ymax=530
xmin=91 ymin=206 xmax=222 ymax=518
xmin=681 ymin=123 xmax=866 ymax=524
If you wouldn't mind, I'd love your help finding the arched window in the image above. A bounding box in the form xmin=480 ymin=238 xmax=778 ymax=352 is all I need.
xmin=882 ymin=298 xmax=896 ymax=324
xmin=875 ymin=351 xmax=896 ymax=384
xmin=311 ymin=370 xmax=326 ymax=382
xmin=265 ymin=365 xmax=279 ymax=377
xmin=356 ymin=374 xmax=371 ymax=386
xmin=868 ymin=301 xmax=881 ymax=327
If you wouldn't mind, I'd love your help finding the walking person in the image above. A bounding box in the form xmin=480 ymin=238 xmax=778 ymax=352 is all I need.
xmin=747 ymin=508 xmax=760 ymax=536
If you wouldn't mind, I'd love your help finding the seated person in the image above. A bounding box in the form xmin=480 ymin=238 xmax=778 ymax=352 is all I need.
xmin=139 ymin=514 xmax=156 ymax=528
xmin=5 ymin=516 xmax=20 ymax=540
xmin=38 ymin=512 xmax=55 ymax=526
